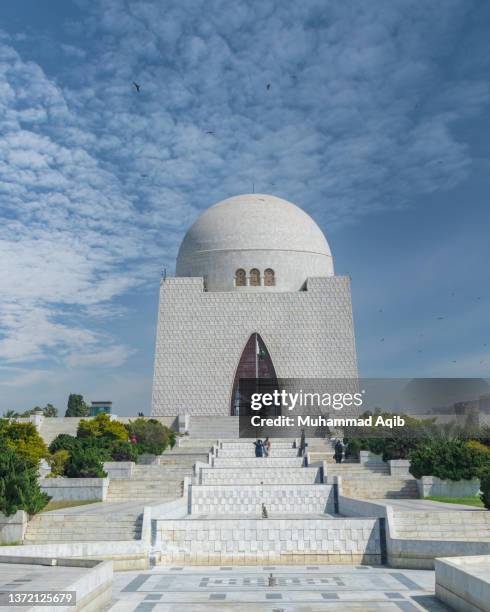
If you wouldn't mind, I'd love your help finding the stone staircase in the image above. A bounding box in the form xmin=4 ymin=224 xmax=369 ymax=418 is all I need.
xmin=341 ymin=477 xmax=419 ymax=499
xmin=186 ymin=416 xmax=239 ymax=439
xmin=24 ymin=511 xmax=143 ymax=543
xmin=155 ymin=439 xmax=382 ymax=565
xmin=393 ymin=510 xmax=490 ymax=540
xmin=106 ymin=465 xmax=189 ymax=502
xmin=316 ymin=441 xmax=419 ymax=500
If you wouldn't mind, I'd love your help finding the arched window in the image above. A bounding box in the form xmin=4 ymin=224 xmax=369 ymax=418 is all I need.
xmin=235 ymin=269 xmax=246 ymax=286
xmin=264 ymin=268 xmax=275 ymax=286
xmin=249 ymin=268 xmax=261 ymax=286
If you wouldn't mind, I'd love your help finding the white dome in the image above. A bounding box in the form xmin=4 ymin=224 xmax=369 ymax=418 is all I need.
xmin=176 ymin=194 xmax=334 ymax=292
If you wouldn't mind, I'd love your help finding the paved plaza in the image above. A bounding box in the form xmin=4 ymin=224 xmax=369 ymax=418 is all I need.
xmin=107 ymin=565 xmax=450 ymax=611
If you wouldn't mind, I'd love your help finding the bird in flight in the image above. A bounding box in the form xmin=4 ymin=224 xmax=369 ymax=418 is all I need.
xmin=132 ymin=81 xmax=141 ymax=92
xmin=437 ymin=316 xmax=445 ymax=320
xmin=380 ymin=338 xmax=385 ymax=342
xmin=206 ymin=131 xmax=215 ymax=135
xmin=266 ymin=83 xmax=271 ymax=90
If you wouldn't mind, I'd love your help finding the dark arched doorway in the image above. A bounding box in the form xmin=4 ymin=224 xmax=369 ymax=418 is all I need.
xmin=230 ymin=333 xmax=278 ymax=416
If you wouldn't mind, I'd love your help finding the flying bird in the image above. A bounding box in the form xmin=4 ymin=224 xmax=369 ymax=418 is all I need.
xmin=437 ymin=317 xmax=445 ymax=320
xmin=266 ymin=83 xmax=271 ymax=90
xmin=132 ymin=81 xmax=141 ymax=92
xmin=380 ymin=338 xmax=385 ymax=342
xmin=206 ymin=131 xmax=215 ymax=135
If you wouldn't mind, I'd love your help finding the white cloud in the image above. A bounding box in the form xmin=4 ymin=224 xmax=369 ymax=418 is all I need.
xmin=0 ymin=0 xmax=489 ymax=403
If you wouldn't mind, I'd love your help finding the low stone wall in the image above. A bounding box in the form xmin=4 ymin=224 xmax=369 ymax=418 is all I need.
xmin=39 ymin=478 xmax=109 ymax=501
xmin=155 ymin=517 xmax=381 ymax=565
xmin=190 ymin=484 xmax=334 ymax=515
xmin=0 ymin=556 xmax=113 ymax=612
xmin=200 ymin=466 xmax=322 ymax=485
xmin=103 ymin=462 xmax=134 ymax=479
xmin=0 ymin=540 xmax=149 ymax=571
xmin=435 ymin=554 xmax=490 ymax=612
xmin=417 ymin=476 xmax=481 ymax=498
xmin=0 ymin=511 xmax=27 ymax=544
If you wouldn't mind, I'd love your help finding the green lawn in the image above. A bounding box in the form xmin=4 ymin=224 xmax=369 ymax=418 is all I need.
xmin=41 ymin=499 xmax=100 ymax=512
xmin=425 ymin=495 xmax=484 ymax=508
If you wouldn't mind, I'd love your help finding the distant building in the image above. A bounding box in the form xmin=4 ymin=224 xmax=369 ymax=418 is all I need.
xmin=89 ymin=401 xmax=112 ymax=416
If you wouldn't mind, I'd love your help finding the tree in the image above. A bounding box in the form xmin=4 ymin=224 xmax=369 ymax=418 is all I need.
xmin=2 ymin=410 xmax=19 ymax=418
xmin=0 ymin=446 xmax=50 ymax=516
xmin=42 ymin=404 xmax=58 ymax=417
xmin=65 ymin=394 xmax=88 ymax=417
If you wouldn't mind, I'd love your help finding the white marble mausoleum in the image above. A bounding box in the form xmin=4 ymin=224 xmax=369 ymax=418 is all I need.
xmin=151 ymin=193 xmax=358 ymax=416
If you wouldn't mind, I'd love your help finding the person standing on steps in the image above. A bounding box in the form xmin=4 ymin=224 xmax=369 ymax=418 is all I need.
xmin=263 ymin=437 xmax=271 ymax=457
xmin=253 ymin=439 xmax=264 ymax=457
xmin=299 ymin=428 xmax=307 ymax=457
xmin=334 ymin=438 xmax=343 ymax=464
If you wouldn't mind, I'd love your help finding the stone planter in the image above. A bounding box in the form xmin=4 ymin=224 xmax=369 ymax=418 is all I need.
xmin=0 ymin=510 xmax=27 ymax=544
xmin=389 ymin=460 xmax=413 ymax=478
xmin=417 ymin=476 xmax=481 ymax=498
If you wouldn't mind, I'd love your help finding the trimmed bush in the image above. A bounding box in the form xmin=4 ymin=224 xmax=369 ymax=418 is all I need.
xmin=409 ymin=438 xmax=488 ymax=481
xmin=0 ymin=446 xmax=50 ymax=516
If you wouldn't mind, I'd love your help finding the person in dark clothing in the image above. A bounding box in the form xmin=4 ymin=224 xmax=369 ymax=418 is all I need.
xmin=334 ymin=439 xmax=343 ymax=464
xmin=253 ymin=439 xmax=264 ymax=457
xmin=299 ymin=429 xmax=307 ymax=457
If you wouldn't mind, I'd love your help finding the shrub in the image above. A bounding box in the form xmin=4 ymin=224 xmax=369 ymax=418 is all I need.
xmin=0 ymin=446 xmax=50 ymax=516
xmin=77 ymin=413 xmax=128 ymax=441
xmin=409 ymin=438 xmax=487 ymax=481
xmin=64 ymin=446 xmax=109 ymax=478
xmin=344 ymin=438 xmax=361 ymax=461
xmin=47 ymin=450 xmax=70 ymax=477
xmin=480 ymin=466 xmax=490 ymax=510
xmin=110 ymin=440 xmax=138 ymax=462
xmin=0 ymin=420 xmax=48 ymax=467
xmin=48 ymin=434 xmax=79 ymax=455
xmin=127 ymin=418 xmax=175 ymax=455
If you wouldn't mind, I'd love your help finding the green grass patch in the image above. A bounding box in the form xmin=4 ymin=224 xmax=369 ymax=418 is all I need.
xmin=41 ymin=499 xmax=100 ymax=512
xmin=425 ymin=495 xmax=484 ymax=508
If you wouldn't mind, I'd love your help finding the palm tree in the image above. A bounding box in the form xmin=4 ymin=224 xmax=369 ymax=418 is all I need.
xmin=3 ymin=409 xmax=19 ymax=418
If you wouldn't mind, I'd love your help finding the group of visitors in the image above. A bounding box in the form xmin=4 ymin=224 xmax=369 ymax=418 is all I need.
xmin=253 ymin=437 xmax=271 ymax=457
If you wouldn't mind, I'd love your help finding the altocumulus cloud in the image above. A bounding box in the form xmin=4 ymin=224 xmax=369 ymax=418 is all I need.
xmin=0 ymin=0 xmax=489 ymax=384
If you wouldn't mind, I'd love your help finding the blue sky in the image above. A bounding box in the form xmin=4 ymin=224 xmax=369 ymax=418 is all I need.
xmin=0 ymin=0 xmax=489 ymax=415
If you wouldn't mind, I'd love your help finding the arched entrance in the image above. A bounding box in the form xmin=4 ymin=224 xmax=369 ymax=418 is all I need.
xmin=230 ymin=333 xmax=278 ymax=416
